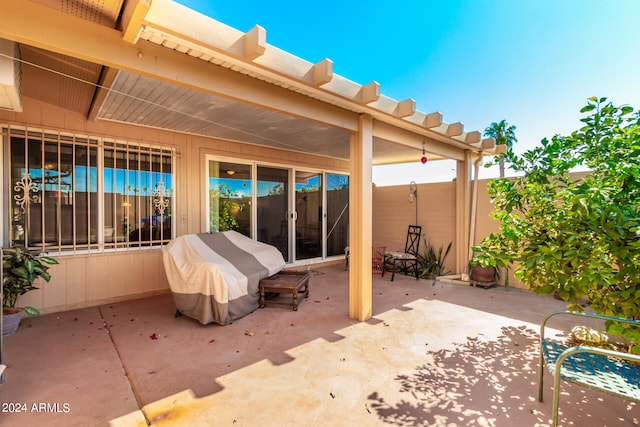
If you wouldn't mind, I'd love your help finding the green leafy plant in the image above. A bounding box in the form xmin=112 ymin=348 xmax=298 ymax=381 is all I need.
xmin=418 ymin=239 xmax=452 ymax=279
xmin=2 ymin=246 xmax=58 ymax=313
xmin=468 ymin=252 xmax=505 ymax=284
xmin=474 ymin=97 xmax=640 ymax=349
xmin=468 ymin=253 xmax=497 ymax=269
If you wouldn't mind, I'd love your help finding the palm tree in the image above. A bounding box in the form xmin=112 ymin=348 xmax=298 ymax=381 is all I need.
xmin=484 ymin=120 xmax=517 ymax=177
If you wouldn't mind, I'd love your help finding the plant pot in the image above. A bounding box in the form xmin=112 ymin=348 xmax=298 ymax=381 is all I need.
xmin=470 ymin=265 xmax=496 ymax=283
xmin=2 ymin=307 xmax=24 ymax=336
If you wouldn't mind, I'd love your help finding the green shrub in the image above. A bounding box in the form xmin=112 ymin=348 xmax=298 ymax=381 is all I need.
xmin=475 ymin=97 xmax=640 ymax=347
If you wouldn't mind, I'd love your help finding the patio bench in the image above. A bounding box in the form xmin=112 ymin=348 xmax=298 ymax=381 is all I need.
xmin=538 ymin=310 xmax=640 ymax=426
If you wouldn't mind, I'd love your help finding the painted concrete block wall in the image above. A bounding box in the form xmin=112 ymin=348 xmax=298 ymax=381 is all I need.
xmin=372 ymin=181 xmax=458 ymax=276
xmin=372 ymin=177 xmax=524 ymax=288
xmin=473 ymin=179 xmax=501 ymax=246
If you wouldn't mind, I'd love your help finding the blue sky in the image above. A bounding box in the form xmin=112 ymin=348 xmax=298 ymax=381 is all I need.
xmin=176 ymin=1 xmax=640 ymax=184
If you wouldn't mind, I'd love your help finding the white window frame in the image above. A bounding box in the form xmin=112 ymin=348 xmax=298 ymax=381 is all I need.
xmin=3 ymin=125 xmax=176 ymax=254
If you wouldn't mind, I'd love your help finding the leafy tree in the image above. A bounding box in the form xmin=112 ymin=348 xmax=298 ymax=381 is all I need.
xmin=484 ymin=119 xmax=518 ymax=177
xmin=475 ymin=97 xmax=640 ymax=348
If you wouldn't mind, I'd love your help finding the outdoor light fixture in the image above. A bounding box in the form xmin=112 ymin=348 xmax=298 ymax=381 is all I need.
xmin=408 ymin=181 xmax=418 ymax=203
xmin=226 ymin=170 xmax=235 ymax=176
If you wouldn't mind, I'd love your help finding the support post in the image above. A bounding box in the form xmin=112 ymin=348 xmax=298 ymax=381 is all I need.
xmin=349 ymin=115 xmax=373 ymax=321
xmin=455 ymin=150 xmax=472 ymax=273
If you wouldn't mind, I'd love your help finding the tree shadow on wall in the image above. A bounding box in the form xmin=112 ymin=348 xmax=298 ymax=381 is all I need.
xmin=367 ymin=325 xmax=545 ymax=426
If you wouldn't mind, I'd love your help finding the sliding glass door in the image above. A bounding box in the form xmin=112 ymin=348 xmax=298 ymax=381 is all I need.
xmin=206 ymin=156 xmax=348 ymax=264
xmin=326 ymin=174 xmax=349 ymax=257
xmin=257 ymin=166 xmax=289 ymax=261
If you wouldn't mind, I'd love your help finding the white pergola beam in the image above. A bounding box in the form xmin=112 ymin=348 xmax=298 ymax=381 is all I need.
xmin=141 ymin=1 xmax=491 ymax=155
xmin=358 ymin=81 xmax=380 ymax=104
xmin=482 ymin=141 xmax=506 ymax=155
xmin=446 ymin=122 xmax=464 ymax=137
xmin=243 ymin=25 xmax=266 ymax=60
xmin=394 ymin=98 xmax=416 ymax=118
xmin=494 ymin=143 xmax=507 ymax=153
xmin=463 ymin=130 xmax=481 ymax=144
xmin=481 ymin=137 xmax=496 ymax=150
xmin=0 ymin=0 xmax=485 ymax=160
xmin=313 ymin=58 xmax=333 ymax=86
xmin=423 ymin=112 xmax=442 ymax=128
xmin=134 ymin=0 xmax=491 ymax=156
xmin=470 ymin=137 xmax=496 ymax=150
xmin=121 ymin=0 xmax=151 ymax=44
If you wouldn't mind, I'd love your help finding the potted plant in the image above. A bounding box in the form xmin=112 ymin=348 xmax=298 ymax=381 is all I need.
xmin=467 ymin=252 xmax=502 ymax=287
xmin=2 ymin=246 xmax=58 ymax=336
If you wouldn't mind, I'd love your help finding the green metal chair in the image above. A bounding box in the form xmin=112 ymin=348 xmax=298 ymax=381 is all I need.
xmin=539 ymin=310 xmax=640 ymax=426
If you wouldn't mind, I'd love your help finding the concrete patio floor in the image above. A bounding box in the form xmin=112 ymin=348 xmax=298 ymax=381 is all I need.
xmin=1 ymin=264 xmax=638 ymax=426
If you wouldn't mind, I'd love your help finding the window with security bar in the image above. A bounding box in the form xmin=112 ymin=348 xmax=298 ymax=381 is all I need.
xmin=5 ymin=127 xmax=175 ymax=252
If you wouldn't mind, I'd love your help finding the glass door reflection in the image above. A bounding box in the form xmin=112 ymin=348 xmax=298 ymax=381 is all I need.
xmin=207 ymin=160 xmax=251 ymax=237
xmin=295 ymin=170 xmax=322 ymax=260
xmin=257 ymin=166 xmax=290 ymax=262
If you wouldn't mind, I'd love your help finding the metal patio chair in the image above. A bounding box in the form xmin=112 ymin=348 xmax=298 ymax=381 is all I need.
xmin=382 ymin=225 xmax=422 ymax=281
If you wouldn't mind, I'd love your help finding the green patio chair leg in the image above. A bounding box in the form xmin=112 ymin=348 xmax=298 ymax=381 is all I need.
xmin=552 ymin=365 xmax=562 ymax=427
xmin=538 ymin=349 xmax=545 ymax=403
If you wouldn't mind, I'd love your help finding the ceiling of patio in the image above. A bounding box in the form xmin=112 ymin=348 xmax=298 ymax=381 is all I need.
xmin=20 ymin=43 xmax=429 ymax=165
xmin=15 ymin=0 xmax=468 ymax=165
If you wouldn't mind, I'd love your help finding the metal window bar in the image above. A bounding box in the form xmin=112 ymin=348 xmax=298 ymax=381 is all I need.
xmin=6 ymin=126 xmax=175 ymax=252
xmin=104 ymin=143 xmax=114 ymax=249
xmin=6 ymin=127 xmax=100 ymax=253
xmin=54 ymin=134 xmax=61 ymax=253
xmin=70 ymin=137 xmax=76 ymax=252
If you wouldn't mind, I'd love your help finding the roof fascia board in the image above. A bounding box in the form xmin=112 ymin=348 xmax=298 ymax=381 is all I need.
xmin=373 ymin=121 xmax=465 ymax=161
